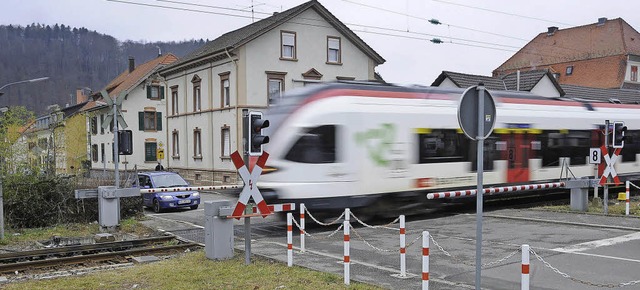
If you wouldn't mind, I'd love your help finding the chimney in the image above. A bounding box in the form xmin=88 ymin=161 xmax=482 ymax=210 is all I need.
xmin=547 ymin=26 xmax=558 ymax=36
xmin=76 ymin=88 xmax=88 ymax=104
xmin=128 ymin=56 xmax=135 ymax=73
xmin=597 ymin=17 xmax=607 ymax=26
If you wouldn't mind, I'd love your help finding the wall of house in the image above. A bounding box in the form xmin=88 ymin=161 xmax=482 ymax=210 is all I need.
xmin=61 ymin=113 xmax=88 ymax=175
xmin=163 ymin=59 xmax=240 ymax=185
xmin=530 ymin=76 xmax=561 ymax=98
xmin=497 ymin=55 xmax=626 ymax=89
xmin=435 ymin=78 xmax=460 ymax=88
xmin=243 ymin=9 xmax=372 ymax=106
xmin=89 ymin=82 xmax=168 ymax=174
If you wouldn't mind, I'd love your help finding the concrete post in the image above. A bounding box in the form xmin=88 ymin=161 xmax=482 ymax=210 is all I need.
xmin=570 ymin=187 xmax=588 ymax=211
xmin=205 ymin=200 xmax=234 ymax=260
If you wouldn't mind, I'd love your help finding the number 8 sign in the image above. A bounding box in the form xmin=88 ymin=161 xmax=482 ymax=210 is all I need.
xmin=589 ymin=147 xmax=601 ymax=164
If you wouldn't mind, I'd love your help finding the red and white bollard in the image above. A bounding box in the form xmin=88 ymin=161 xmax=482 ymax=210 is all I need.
xmin=399 ymin=215 xmax=406 ymax=277
xmin=626 ymin=181 xmax=630 ymax=216
xmin=422 ymin=231 xmax=429 ymax=290
xmin=300 ymin=203 xmax=306 ymax=252
xmin=287 ymin=213 xmax=293 ymax=267
xmin=344 ymin=220 xmax=350 ymax=285
xmin=521 ymin=244 xmax=530 ymax=290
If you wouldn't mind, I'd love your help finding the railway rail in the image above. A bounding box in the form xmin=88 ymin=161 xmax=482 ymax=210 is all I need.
xmin=0 ymin=236 xmax=201 ymax=274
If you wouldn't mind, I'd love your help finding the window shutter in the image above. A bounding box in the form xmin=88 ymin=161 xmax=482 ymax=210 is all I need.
xmin=156 ymin=112 xmax=162 ymax=131
xmin=138 ymin=112 xmax=144 ymax=130
xmin=146 ymin=86 xmax=151 ymax=99
xmin=160 ymin=86 xmax=165 ymax=99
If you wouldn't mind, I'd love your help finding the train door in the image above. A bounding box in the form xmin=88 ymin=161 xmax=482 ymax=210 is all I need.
xmin=504 ymin=132 xmax=531 ymax=183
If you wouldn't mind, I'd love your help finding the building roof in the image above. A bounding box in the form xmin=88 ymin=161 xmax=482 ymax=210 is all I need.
xmin=494 ymin=18 xmax=640 ymax=74
xmin=561 ymin=84 xmax=640 ymax=104
xmin=431 ymin=70 xmax=565 ymax=94
xmin=431 ymin=71 xmax=506 ymax=90
xmin=161 ymin=0 xmax=385 ymax=75
xmin=434 ymin=69 xmax=640 ymax=104
xmin=101 ymin=53 xmax=178 ymax=100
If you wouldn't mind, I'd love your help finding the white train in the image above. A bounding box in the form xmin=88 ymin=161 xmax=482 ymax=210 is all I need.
xmin=258 ymin=82 xmax=640 ymax=215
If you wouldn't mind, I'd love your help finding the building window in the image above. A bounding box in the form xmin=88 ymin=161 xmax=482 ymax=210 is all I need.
xmin=100 ymin=114 xmax=105 ymax=134
xmin=91 ymin=144 xmax=98 ymax=162
xmin=172 ymin=130 xmax=180 ymax=158
xmin=147 ymin=85 xmax=164 ymax=100
xmin=192 ymin=75 xmax=201 ymax=112
xmin=145 ymin=142 xmax=157 ymax=162
xmin=267 ymin=71 xmax=286 ymax=105
xmin=327 ymin=36 xmax=341 ymax=64
xmin=171 ymin=86 xmax=179 ymax=115
xmin=220 ymin=72 xmax=230 ymax=107
xmin=90 ymin=116 xmax=97 ymax=135
xmin=100 ymin=143 xmax=105 ymax=163
xmin=281 ymin=31 xmax=296 ymax=60
xmin=552 ymin=73 xmax=560 ymax=80
xmin=566 ymin=66 xmax=573 ymax=76
xmin=632 ymin=65 xmax=638 ymax=82
xmin=222 ymin=126 xmax=230 ymax=157
xmin=138 ymin=110 xmax=162 ymax=131
xmin=194 ymin=128 xmax=202 ymax=158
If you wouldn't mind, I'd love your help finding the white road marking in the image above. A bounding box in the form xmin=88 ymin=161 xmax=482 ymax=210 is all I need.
xmin=552 ymin=232 xmax=640 ymax=253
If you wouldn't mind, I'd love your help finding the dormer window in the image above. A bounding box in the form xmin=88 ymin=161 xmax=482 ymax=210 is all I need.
xmin=281 ymin=31 xmax=296 ymax=60
xmin=566 ymin=66 xmax=573 ymax=76
xmin=631 ymin=65 xmax=638 ymax=82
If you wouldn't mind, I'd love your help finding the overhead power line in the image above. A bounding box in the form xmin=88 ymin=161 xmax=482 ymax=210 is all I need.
xmin=342 ymin=0 xmax=529 ymax=41
xmin=105 ymin=0 xmax=570 ymax=59
xmin=432 ymin=0 xmax=575 ymax=26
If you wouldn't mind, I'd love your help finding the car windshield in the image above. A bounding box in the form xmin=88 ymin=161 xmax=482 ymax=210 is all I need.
xmin=152 ymin=174 xmax=189 ymax=188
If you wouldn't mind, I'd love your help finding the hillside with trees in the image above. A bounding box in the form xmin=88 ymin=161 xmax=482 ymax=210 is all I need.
xmin=0 ymin=23 xmax=205 ymax=115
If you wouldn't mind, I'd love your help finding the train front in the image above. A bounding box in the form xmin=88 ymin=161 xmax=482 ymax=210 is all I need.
xmin=256 ymin=85 xmax=362 ymax=215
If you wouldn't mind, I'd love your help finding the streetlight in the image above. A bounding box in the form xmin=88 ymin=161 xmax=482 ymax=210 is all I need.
xmin=0 ymin=77 xmax=49 ymax=96
xmin=0 ymin=76 xmax=49 ymax=239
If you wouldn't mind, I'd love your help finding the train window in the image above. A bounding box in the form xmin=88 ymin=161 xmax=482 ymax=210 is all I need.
xmin=621 ymin=130 xmax=639 ymax=162
xmin=470 ymin=136 xmax=499 ymax=171
xmin=416 ymin=129 xmax=469 ymax=164
xmin=285 ymin=125 xmax=336 ymax=163
xmin=540 ymin=130 xmax=590 ymax=167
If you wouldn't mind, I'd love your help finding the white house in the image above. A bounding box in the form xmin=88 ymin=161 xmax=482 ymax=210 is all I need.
xmin=158 ymin=0 xmax=385 ymax=185
xmin=86 ymin=54 xmax=178 ymax=175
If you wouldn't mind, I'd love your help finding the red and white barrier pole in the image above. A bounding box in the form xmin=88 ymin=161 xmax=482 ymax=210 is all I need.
xmin=287 ymin=213 xmax=293 ymax=267
xmin=344 ymin=220 xmax=350 ymax=285
xmin=300 ymin=203 xmax=306 ymax=252
xmin=345 ymin=208 xmax=350 ymax=222
xmin=427 ymin=182 xmax=565 ymax=199
xmin=626 ymin=181 xmax=630 ymax=216
xmin=521 ymin=244 xmax=530 ymax=290
xmin=400 ymin=215 xmax=406 ymax=277
xmin=422 ymin=231 xmax=429 ymax=290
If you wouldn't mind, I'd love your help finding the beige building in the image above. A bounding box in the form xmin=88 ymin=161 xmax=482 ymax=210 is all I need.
xmin=159 ymin=0 xmax=385 ymax=185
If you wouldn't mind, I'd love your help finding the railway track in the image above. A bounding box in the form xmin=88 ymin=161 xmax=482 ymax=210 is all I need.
xmin=0 ymin=236 xmax=201 ymax=274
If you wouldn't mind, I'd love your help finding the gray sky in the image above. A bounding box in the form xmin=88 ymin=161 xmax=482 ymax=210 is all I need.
xmin=2 ymin=0 xmax=639 ymax=85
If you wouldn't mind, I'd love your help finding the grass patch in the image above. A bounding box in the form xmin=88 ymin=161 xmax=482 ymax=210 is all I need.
xmin=0 ymin=219 xmax=382 ymax=290
xmin=538 ymin=199 xmax=640 ymax=216
xmin=3 ymin=251 xmax=381 ymax=290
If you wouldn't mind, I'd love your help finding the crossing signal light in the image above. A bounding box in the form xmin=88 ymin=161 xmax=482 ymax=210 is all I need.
xmin=613 ymin=121 xmax=627 ymax=148
xmin=249 ymin=111 xmax=269 ymax=155
xmin=118 ymin=130 xmax=133 ymax=155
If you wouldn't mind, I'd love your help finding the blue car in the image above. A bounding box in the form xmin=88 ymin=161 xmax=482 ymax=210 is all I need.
xmin=136 ymin=171 xmax=201 ymax=213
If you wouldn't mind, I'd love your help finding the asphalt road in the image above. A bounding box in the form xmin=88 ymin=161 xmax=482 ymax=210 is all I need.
xmin=141 ymin=191 xmax=640 ymax=290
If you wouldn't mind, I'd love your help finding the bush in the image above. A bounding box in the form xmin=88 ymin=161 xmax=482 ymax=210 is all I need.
xmin=2 ymin=173 xmax=142 ymax=229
